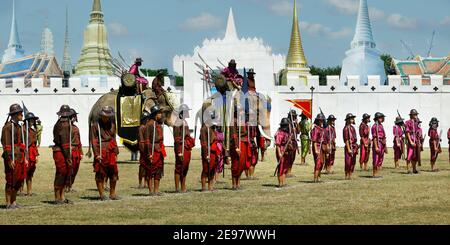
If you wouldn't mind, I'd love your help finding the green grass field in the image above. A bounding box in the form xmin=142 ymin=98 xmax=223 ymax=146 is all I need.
xmin=0 ymin=147 xmax=449 ymax=225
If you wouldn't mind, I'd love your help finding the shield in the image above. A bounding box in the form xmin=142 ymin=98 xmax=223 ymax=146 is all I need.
xmin=121 ymin=73 xmax=136 ymax=88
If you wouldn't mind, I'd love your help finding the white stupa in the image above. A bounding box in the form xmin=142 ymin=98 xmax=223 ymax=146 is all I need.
xmin=173 ymin=8 xmax=285 ymax=121
xmin=40 ymin=26 xmax=55 ymax=56
xmin=340 ymin=0 xmax=387 ymax=85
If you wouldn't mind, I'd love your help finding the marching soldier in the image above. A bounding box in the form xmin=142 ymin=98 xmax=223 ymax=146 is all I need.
xmin=52 ymin=105 xmax=74 ymax=204
xmin=286 ymin=110 xmax=299 ymax=177
xmin=173 ymin=105 xmax=195 ymax=193
xmin=359 ymin=114 xmax=371 ymax=171
xmin=311 ymin=113 xmax=326 ymax=183
xmin=372 ymin=113 xmax=387 ymax=178
xmin=393 ymin=116 xmax=405 ymax=169
xmin=200 ymin=111 xmax=219 ymax=192
xmin=138 ymin=111 xmax=151 ymax=189
xmin=299 ymin=112 xmax=311 ymax=166
xmin=23 ymin=111 xmax=40 ymax=196
xmin=230 ymin=105 xmax=249 ymax=190
xmin=147 ymin=105 xmax=166 ymax=196
xmin=428 ymin=118 xmax=442 ymax=172
xmin=274 ymin=118 xmax=292 ymax=187
xmin=343 ymin=113 xmax=358 ymax=180
xmin=91 ymin=106 xmax=120 ymax=200
xmin=324 ymin=115 xmax=337 ymax=174
xmin=67 ymin=109 xmax=83 ymax=192
xmin=1 ymin=104 xmax=26 ymax=209
xmin=405 ymin=109 xmax=420 ymax=174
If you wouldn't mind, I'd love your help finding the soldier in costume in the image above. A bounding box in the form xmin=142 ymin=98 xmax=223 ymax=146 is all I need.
xmin=428 ymin=118 xmax=442 ymax=172
xmin=173 ymin=105 xmax=195 ymax=193
xmin=52 ymin=105 xmax=74 ymax=204
xmin=1 ymin=104 xmax=26 ymax=209
xmin=129 ymin=57 xmax=149 ymax=94
xmin=23 ymin=112 xmax=40 ymax=196
xmin=152 ymin=70 xmax=166 ymax=98
xmin=200 ymin=111 xmax=219 ymax=192
xmin=146 ymin=105 xmax=166 ymax=196
xmin=393 ymin=116 xmax=405 ymax=169
xmin=299 ymin=112 xmax=311 ymax=166
xmin=67 ymin=109 xmax=83 ymax=192
xmin=372 ymin=113 xmax=387 ymax=178
xmin=324 ymin=115 xmax=337 ymax=174
xmin=230 ymin=105 xmax=249 ymax=190
xmin=286 ymin=110 xmax=300 ymax=177
xmin=138 ymin=111 xmax=151 ymax=189
xmin=91 ymin=106 xmax=120 ymax=200
xmin=36 ymin=119 xmax=43 ymax=147
xmin=221 ymin=59 xmax=244 ymax=90
xmin=359 ymin=114 xmax=371 ymax=171
xmin=274 ymin=118 xmax=292 ymax=187
xmin=343 ymin=113 xmax=358 ymax=180
xmin=311 ymin=113 xmax=326 ymax=183
xmin=405 ymin=109 xmax=420 ymax=174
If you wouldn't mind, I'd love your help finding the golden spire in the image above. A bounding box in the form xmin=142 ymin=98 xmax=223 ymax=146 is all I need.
xmin=286 ymin=0 xmax=307 ymax=69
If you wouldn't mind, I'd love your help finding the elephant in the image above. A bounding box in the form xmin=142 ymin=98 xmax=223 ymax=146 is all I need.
xmin=194 ymin=85 xmax=273 ymax=158
xmin=86 ymin=87 xmax=177 ymax=158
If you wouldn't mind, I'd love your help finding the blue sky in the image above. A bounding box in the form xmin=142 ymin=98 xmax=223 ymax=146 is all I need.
xmin=1 ymin=0 xmax=450 ymax=73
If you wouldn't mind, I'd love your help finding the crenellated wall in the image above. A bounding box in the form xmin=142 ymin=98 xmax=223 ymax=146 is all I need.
xmin=0 ymin=75 xmax=449 ymax=149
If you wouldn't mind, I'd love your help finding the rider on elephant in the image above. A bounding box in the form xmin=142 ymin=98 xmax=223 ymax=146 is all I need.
xmin=152 ymin=70 xmax=166 ymax=98
xmin=129 ymin=58 xmax=149 ymax=94
xmin=221 ymin=59 xmax=243 ymax=91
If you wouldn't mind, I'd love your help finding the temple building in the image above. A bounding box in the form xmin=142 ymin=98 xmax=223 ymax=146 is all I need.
xmin=173 ymin=8 xmax=285 ymax=121
xmin=62 ymin=6 xmax=72 ymax=76
xmin=2 ymin=0 xmax=25 ymax=64
xmin=40 ymin=26 xmax=55 ymax=56
xmin=339 ymin=0 xmax=386 ymax=85
xmin=0 ymin=0 xmax=62 ymax=86
xmin=280 ymin=0 xmax=310 ymax=86
xmin=393 ymin=56 xmax=450 ymax=85
xmin=74 ymin=0 xmax=114 ymax=76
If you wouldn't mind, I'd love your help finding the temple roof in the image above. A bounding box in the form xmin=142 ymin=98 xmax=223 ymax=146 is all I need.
xmin=0 ymin=55 xmax=62 ymax=79
xmin=286 ymin=0 xmax=308 ymax=69
xmin=393 ymin=56 xmax=450 ymax=77
xmin=351 ymin=0 xmax=376 ymax=49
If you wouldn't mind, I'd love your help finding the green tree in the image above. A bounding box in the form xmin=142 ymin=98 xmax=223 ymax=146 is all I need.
xmin=310 ymin=65 xmax=342 ymax=85
xmin=380 ymin=54 xmax=397 ymax=75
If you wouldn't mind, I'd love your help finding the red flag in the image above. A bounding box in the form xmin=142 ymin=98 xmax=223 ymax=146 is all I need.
xmin=286 ymin=99 xmax=313 ymax=119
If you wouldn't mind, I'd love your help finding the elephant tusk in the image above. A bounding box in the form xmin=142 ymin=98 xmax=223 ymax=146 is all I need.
xmin=258 ymin=125 xmax=273 ymax=140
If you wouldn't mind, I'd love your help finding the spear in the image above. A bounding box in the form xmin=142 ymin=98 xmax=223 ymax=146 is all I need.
xmin=181 ymin=120 xmax=185 ymax=182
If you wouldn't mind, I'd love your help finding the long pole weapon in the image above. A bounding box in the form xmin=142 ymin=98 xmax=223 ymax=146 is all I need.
xmin=289 ymin=109 xmax=300 ymax=155
xmin=207 ymin=126 xmax=211 ymax=180
xmin=69 ymin=121 xmax=73 ymax=189
xmin=98 ymin=123 xmax=102 ymax=164
xmin=181 ymin=120 xmax=185 ymax=181
xmin=151 ymin=122 xmax=156 ymax=164
xmin=25 ymin=120 xmax=29 ymax=164
xmin=11 ymin=121 xmax=15 ymax=186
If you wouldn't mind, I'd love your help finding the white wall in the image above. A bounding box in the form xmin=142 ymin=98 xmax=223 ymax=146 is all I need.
xmin=1 ymin=75 xmax=449 ymax=149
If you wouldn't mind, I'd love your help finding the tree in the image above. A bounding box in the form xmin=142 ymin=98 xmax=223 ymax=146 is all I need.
xmin=380 ymin=54 xmax=397 ymax=75
xmin=310 ymin=65 xmax=342 ymax=85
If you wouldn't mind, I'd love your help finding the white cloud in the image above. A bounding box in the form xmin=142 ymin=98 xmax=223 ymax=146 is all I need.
xmin=108 ymin=22 xmax=129 ymax=36
xmin=326 ymin=0 xmax=358 ymax=14
xmin=441 ymin=16 xmax=450 ymax=26
xmin=268 ymin=1 xmax=292 ymax=16
xmin=180 ymin=12 xmax=222 ymax=31
xmin=387 ymin=14 xmax=417 ymax=29
xmin=300 ymin=21 xmax=352 ymax=39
